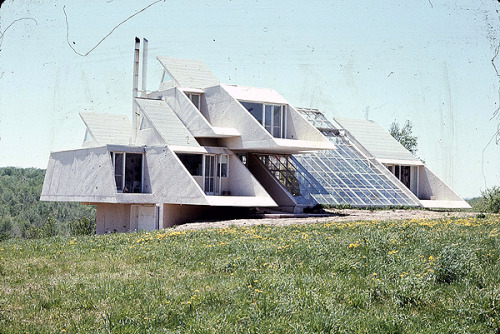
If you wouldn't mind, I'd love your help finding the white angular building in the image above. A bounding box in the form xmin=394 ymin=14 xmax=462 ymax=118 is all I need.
xmin=41 ymin=39 xmax=470 ymax=234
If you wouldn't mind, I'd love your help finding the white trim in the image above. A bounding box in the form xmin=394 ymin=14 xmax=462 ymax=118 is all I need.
xmin=378 ymin=159 xmax=423 ymax=166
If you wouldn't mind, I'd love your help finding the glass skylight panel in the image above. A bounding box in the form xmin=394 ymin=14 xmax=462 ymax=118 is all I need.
xmin=286 ymin=109 xmax=420 ymax=207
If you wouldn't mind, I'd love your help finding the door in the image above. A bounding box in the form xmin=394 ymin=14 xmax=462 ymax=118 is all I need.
xmin=137 ymin=206 xmax=156 ymax=231
xmin=204 ymin=155 xmax=216 ymax=195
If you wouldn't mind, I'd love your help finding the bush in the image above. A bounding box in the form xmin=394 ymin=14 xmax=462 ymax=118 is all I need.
xmin=0 ymin=232 xmax=10 ymax=242
xmin=24 ymin=226 xmax=41 ymax=239
xmin=69 ymin=217 xmax=95 ymax=236
xmin=475 ymin=186 xmax=500 ymax=213
xmin=42 ymin=217 xmax=57 ymax=238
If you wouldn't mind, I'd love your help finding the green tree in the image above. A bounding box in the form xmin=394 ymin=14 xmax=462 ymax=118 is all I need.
xmin=0 ymin=167 xmax=96 ymax=238
xmin=389 ymin=120 xmax=418 ymax=155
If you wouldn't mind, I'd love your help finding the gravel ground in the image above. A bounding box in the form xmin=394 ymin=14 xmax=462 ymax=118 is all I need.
xmin=173 ymin=209 xmax=478 ymax=231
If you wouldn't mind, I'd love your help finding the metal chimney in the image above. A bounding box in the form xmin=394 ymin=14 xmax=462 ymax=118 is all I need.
xmin=132 ymin=37 xmax=140 ymax=144
xmin=142 ymin=38 xmax=148 ymax=97
xmin=133 ymin=37 xmax=140 ymax=98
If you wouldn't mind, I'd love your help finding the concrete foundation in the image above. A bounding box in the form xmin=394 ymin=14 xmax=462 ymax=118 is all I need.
xmin=96 ymin=203 xmax=131 ymax=234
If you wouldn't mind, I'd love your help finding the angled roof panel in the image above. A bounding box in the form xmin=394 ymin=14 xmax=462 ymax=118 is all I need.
xmin=334 ymin=117 xmax=420 ymax=162
xmin=134 ymin=98 xmax=200 ymax=147
xmin=79 ymin=112 xmax=131 ymax=145
xmin=221 ymin=84 xmax=288 ymax=104
xmin=157 ymin=56 xmax=220 ymax=88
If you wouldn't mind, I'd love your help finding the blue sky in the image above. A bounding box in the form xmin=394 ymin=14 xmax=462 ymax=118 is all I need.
xmin=0 ymin=0 xmax=499 ymax=198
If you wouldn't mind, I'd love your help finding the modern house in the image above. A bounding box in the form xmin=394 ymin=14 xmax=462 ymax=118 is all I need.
xmin=40 ymin=38 xmax=470 ymax=234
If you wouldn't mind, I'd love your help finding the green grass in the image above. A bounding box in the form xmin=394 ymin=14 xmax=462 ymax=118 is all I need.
xmin=1 ymin=216 xmax=499 ymax=333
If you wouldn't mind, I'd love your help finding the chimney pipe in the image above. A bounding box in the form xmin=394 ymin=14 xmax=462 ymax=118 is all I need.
xmin=133 ymin=37 xmax=140 ymax=98
xmin=132 ymin=37 xmax=140 ymax=144
xmin=142 ymin=38 xmax=148 ymax=97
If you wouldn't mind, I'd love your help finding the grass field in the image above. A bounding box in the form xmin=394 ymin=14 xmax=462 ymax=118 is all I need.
xmin=1 ymin=215 xmax=499 ymax=333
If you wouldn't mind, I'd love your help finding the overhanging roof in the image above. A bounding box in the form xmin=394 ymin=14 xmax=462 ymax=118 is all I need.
xmin=79 ymin=112 xmax=131 ymax=145
xmin=157 ymin=56 xmax=220 ymax=89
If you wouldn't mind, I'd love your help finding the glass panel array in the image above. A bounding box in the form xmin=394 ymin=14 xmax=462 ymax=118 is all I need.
xmin=257 ymin=108 xmax=420 ymax=207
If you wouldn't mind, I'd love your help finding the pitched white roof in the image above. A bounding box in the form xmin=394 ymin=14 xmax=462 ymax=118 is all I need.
xmin=334 ymin=117 xmax=420 ymax=162
xmin=221 ymin=84 xmax=289 ymax=104
xmin=79 ymin=112 xmax=131 ymax=145
xmin=134 ymin=98 xmax=199 ymax=147
xmin=157 ymin=56 xmax=220 ymax=88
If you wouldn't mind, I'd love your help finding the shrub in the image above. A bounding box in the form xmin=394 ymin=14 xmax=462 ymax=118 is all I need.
xmin=475 ymin=186 xmax=500 ymax=213
xmin=24 ymin=226 xmax=41 ymax=239
xmin=69 ymin=217 xmax=95 ymax=236
xmin=41 ymin=217 xmax=57 ymax=238
xmin=0 ymin=232 xmax=10 ymax=242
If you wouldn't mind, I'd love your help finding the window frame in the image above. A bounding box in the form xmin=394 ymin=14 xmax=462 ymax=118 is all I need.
xmin=111 ymin=151 xmax=144 ymax=193
xmin=185 ymin=92 xmax=201 ymax=110
xmin=217 ymin=154 xmax=229 ymax=178
xmin=239 ymin=101 xmax=287 ymax=138
xmin=177 ymin=153 xmax=203 ymax=176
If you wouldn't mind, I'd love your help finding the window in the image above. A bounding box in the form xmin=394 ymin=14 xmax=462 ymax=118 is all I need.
xmin=111 ymin=152 xmax=143 ymax=193
xmin=237 ymin=154 xmax=247 ymax=166
xmin=178 ymin=153 xmax=229 ymax=195
xmin=177 ymin=154 xmax=203 ymax=176
xmin=240 ymin=101 xmax=286 ymax=138
xmin=387 ymin=164 xmax=411 ymax=190
xmin=185 ymin=93 xmax=201 ymax=110
xmin=218 ymin=154 xmax=229 ymax=177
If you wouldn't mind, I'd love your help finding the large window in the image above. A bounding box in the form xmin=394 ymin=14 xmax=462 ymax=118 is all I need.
xmin=111 ymin=152 xmax=143 ymax=193
xmin=185 ymin=93 xmax=201 ymax=110
xmin=387 ymin=165 xmax=411 ymax=190
xmin=177 ymin=153 xmax=229 ymax=195
xmin=177 ymin=154 xmax=203 ymax=176
xmin=218 ymin=154 xmax=228 ymax=177
xmin=240 ymin=101 xmax=286 ymax=138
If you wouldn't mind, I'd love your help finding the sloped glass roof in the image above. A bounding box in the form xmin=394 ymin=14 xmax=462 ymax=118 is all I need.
xmin=261 ymin=108 xmax=420 ymax=207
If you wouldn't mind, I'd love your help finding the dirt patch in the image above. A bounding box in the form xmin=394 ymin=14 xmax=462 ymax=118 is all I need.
xmin=173 ymin=209 xmax=478 ymax=231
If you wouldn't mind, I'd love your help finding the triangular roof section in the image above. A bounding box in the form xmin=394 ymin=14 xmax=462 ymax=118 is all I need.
xmin=134 ymin=98 xmax=200 ymax=147
xmin=79 ymin=112 xmax=131 ymax=146
xmin=157 ymin=56 xmax=220 ymax=89
xmin=334 ymin=117 xmax=421 ymax=164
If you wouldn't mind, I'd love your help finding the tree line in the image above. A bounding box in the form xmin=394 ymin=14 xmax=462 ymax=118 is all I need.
xmin=0 ymin=167 xmax=96 ymax=240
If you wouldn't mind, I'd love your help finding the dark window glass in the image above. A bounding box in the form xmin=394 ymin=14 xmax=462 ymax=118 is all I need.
xmin=114 ymin=153 xmax=124 ymax=191
xmin=112 ymin=152 xmax=143 ymax=193
xmin=177 ymin=154 xmax=203 ymax=176
xmin=241 ymin=101 xmax=263 ymax=123
xmin=124 ymin=154 xmax=143 ymax=193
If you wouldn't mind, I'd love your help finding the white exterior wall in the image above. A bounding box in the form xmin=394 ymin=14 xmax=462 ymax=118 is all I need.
xmin=226 ymin=154 xmax=270 ymax=197
xmin=204 ymin=85 xmax=273 ymax=145
xmin=41 ymin=146 xmax=117 ymax=202
xmin=135 ymin=127 xmax=164 ymax=146
xmin=418 ymin=166 xmax=464 ymax=201
xmin=161 ymin=88 xmax=220 ymax=137
xmin=204 ymin=85 xmax=333 ymax=152
xmin=144 ymin=146 xmax=209 ymax=205
xmin=130 ymin=205 xmax=157 ymax=232
xmin=96 ymin=203 xmax=131 ymax=234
